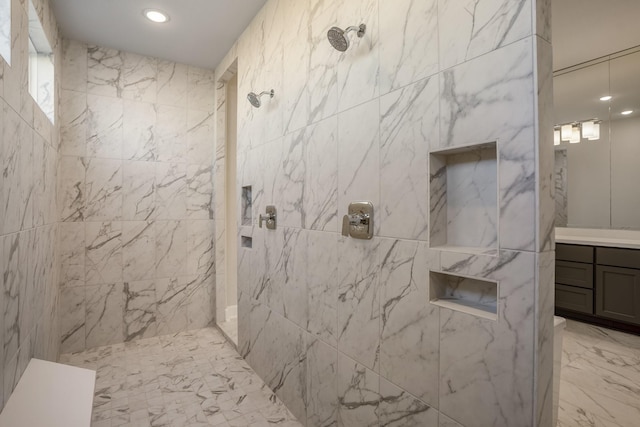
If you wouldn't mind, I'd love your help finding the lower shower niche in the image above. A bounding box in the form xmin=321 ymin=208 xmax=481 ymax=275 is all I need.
xmin=429 ymin=142 xmax=498 ymax=254
xmin=430 ymin=271 xmax=498 ymax=320
xmin=241 ymin=236 xmax=253 ymax=249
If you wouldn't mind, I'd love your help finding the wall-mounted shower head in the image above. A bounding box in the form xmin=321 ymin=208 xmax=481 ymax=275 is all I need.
xmin=327 ymin=24 xmax=366 ymax=52
xmin=247 ymin=89 xmax=274 ymax=108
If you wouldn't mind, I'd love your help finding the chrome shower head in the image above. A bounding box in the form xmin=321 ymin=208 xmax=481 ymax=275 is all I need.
xmin=327 ymin=24 xmax=366 ymax=52
xmin=247 ymin=89 xmax=274 ymax=108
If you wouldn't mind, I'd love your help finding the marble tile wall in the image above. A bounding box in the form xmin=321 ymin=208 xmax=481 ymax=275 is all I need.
xmin=215 ymin=0 xmax=554 ymax=426
xmin=0 ymin=0 xmax=61 ymax=411
xmin=58 ymin=40 xmax=216 ymax=353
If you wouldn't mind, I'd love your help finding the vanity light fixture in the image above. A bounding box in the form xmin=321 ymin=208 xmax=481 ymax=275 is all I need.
xmin=144 ymin=9 xmax=169 ymax=23
xmin=587 ymin=122 xmax=600 ymax=141
xmin=599 ymin=95 xmax=612 ymax=101
xmin=581 ymin=120 xmax=595 ymax=139
xmin=621 ymin=110 xmax=633 ymax=115
xmin=570 ymin=126 xmax=581 ymax=144
xmin=560 ymin=124 xmax=573 ymax=141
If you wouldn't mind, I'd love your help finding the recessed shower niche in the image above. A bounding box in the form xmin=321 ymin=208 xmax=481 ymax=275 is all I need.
xmin=429 ymin=142 xmax=498 ymax=254
xmin=430 ymin=271 xmax=498 ymax=320
xmin=241 ymin=186 xmax=252 ymax=226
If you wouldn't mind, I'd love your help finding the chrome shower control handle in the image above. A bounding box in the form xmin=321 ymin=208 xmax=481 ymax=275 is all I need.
xmin=342 ymin=202 xmax=374 ymax=240
xmin=259 ymin=205 xmax=277 ymax=230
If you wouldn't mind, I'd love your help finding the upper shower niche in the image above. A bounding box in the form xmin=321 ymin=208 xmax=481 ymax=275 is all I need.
xmin=327 ymin=23 xmax=366 ymax=52
xmin=429 ymin=142 xmax=498 ymax=254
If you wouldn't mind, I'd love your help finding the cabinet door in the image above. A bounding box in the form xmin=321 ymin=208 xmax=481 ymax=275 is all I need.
xmin=595 ymin=265 xmax=640 ymax=325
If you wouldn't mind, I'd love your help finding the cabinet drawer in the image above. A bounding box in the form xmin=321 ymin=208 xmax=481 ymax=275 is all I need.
xmin=557 ymin=244 xmax=594 ymax=263
xmin=556 ymin=260 xmax=593 ymax=289
xmin=595 ymin=265 xmax=640 ymax=325
xmin=556 ymin=284 xmax=594 ymax=314
xmin=596 ymin=247 xmax=640 ymax=269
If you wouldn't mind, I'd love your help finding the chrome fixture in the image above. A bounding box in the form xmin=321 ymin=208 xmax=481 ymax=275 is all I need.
xmin=259 ymin=205 xmax=277 ymax=230
xmin=247 ymin=89 xmax=274 ymax=108
xmin=342 ymin=201 xmax=373 ymax=240
xmin=327 ymin=24 xmax=366 ymax=52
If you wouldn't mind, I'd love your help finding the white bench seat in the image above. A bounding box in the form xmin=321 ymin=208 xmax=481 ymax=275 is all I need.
xmin=0 ymin=358 xmax=96 ymax=427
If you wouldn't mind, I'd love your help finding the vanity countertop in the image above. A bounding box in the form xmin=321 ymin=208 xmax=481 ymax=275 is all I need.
xmin=555 ymin=227 xmax=640 ymax=250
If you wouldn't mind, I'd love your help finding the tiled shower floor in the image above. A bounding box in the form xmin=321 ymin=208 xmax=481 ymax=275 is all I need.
xmin=59 ymin=328 xmax=302 ymax=427
xmin=58 ymin=320 xmax=640 ymax=427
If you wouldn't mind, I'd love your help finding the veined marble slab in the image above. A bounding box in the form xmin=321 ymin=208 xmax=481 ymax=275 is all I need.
xmin=555 ymin=227 xmax=640 ymax=249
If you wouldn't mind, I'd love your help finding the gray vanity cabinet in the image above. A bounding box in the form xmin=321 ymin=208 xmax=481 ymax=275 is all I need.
xmin=595 ymin=248 xmax=640 ymax=325
xmin=555 ymin=244 xmax=594 ymax=314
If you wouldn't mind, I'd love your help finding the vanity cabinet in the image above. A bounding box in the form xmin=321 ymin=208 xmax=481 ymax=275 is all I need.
xmin=556 ymin=243 xmax=640 ymax=333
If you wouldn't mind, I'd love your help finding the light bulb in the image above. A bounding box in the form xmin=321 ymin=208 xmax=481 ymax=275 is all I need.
xmin=570 ymin=126 xmax=580 ymax=144
xmin=581 ymin=121 xmax=595 ymax=139
xmin=587 ymin=123 xmax=600 ymax=141
xmin=561 ymin=124 xmax=572 ymax=141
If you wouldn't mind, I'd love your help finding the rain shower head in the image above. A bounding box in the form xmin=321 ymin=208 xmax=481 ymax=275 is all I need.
xmin=327 ymin=24 xmax=366 ymax=52
xmin=247 ymin=89 xmax=274 ymax=108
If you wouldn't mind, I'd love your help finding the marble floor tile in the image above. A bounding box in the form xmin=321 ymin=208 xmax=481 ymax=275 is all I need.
xmin=558 ymin=320 xmax=640 ymax=427
xmin=59 ymin=327 xmax=302 ymax=427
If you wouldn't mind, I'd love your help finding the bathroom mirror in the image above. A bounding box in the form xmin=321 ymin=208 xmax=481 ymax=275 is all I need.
xmin=553 ymin=47 xmax=640 ymax=230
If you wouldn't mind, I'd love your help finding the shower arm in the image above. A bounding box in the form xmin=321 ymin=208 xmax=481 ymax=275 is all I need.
xmin=258 ymin=90 xmax=274 ymax=99
xmin=345 ymin=24 xmax=366 ymax=38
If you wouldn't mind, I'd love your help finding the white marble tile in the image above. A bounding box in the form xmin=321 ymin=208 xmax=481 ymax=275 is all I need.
xmin=437 ymin=250 xmax=536 ymax=427
xmin=439 ymin=414 xmax=463 ymax=427
xmin=379 ymin=239 xmax=439 ymax=407
xmin=282 ymin=0 xmax=310 ymax=133
xmin=379 ymin=0 xmax=438 ymax=95
xmin=260 ymin=228 xmax=308 ymax=330
xmin=58 ymin=155 xmax=86 ymax=222
xmin=307 ymin=231 xmax=338 ymax=347
xmin=2 ymin=233 xmax=21 ymax=365
xmin=31 ymin=132 xmax=56 ymax=227
xmin=124 ymin=279 xmax=157 ymax=341
xmin=186 ymin=274 xmax=213 ymax=329
xmin=187 ymin=220 xmax=215 ymax=276
xmin=87 ymin=45 xmax=124 ymax=98
xmin=336 ymin=0 xmax=379 ymax=112
xmin=535 ymin=251 xmax=555 ymax=427
xmin=378 ymin=378 xmax=438 ymax=426
xmin=306 ymin=337 xmax=338 ymax=427
xmin=87 ymin=94 xmax=124 ymax=159
xmin=304 ymin=116 xmax=338 ymax=232
xmin=85 ymin=157 xmax=123 ymax=221
xmin=122 ymin=100 xmax=156 ymax=161
xmin=59 ymin=88 xmax=87 ymax=156
xmin=61 ymin=39 xmax=87 ymax=92
xmin=186 ymin=109 xmax=215 ymax=165
xmin=86 ymin=282 xmax=125 ymax=348
xmin=155 ymin=162 xmax=187 ymax=220
xmin=155 ymin=277 xmax=189 ymax=335
xmin=186 ymin=164 xmax=214 ymax=220
xmin=58 ymin=221 xmax=85 ymax=288
xmin=438 ymin=0 xmax=532 ymax=70
xmin=85 ymin=221 xmax=123 ymax=286
xmin=337 ymin=352 xmax=379 ymax=427
xmin=187 ymin=66 xmax=215 ymax=112
xmin=155 ymin=220 xmax=187 ymax=278
xmin=337 ymin=236 xmax=380 ymax=371
xmin=157 ymin=60 xmax=188 ymax=107
xmin=122 ymin=52 xmax=157 ymax=103
xmin=379 ymin=76 xmax=438 ymax=240
xmin=277 ymin=129 xmax=306 ymax=228
xmin=122 ymin=221 xmax=155 ymax=282
xmin=59 ymin=286 xmax=86 ymax=353
xmin=156 ymin=105 xmax=187 ymax=163
xmin=337 ymin=99 xmax=380 ymax=222
xmin=122 ymin=160 xmax=155 ymax=221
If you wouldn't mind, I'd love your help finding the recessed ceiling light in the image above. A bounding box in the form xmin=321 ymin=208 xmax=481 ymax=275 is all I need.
xmin=144 ymin=9 xmax=169 ymax=23
xmin=621 ymin=110 xmax=633 ymax=115
xmin=599 ymin=95 xmax=612 ymax=101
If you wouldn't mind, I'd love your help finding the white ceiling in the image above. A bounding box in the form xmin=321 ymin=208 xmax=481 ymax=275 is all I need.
xmin=50 ymin=0 xmax=267 ymax=69
xmin=552 ymin=0 xmax=640 ymax=70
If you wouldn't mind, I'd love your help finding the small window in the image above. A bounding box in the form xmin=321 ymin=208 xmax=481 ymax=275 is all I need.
xmin=0 ymin=0 xmax=10 ymax=64
xmin=28 ymin=0 xmax=54 ymax=122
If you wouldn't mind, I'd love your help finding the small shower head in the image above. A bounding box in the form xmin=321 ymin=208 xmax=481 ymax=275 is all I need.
xmin=247 ymin=89 xmax=275 ymax=108
xmin=327 ymin=24 xmax=366 ymax=52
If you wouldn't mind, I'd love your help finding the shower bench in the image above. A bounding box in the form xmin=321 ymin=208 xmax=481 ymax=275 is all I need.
xmin=0 ymin=359 xmax=96 ymax=427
